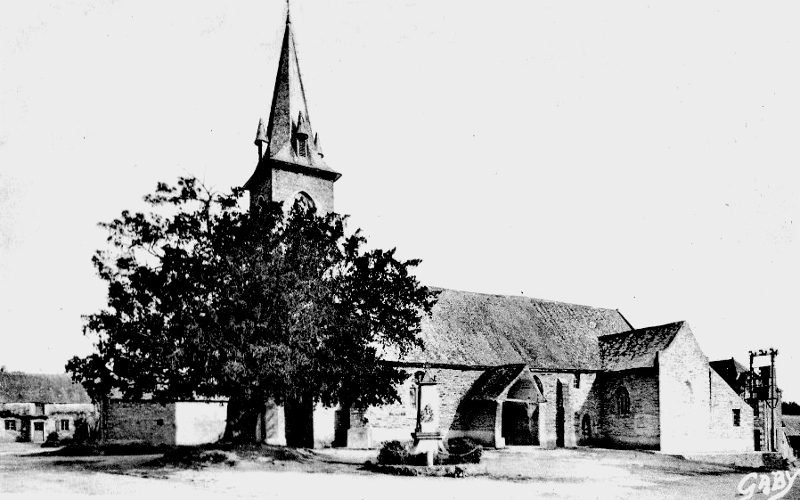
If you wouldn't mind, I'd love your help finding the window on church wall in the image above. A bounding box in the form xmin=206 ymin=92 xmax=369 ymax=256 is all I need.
xmin=614 ymin=387 xmax=631 ymax=416
xmin=732 ymin=409 xmax=741 ymax=427
xmin=297 ymin=137 xmax=307 ymax=157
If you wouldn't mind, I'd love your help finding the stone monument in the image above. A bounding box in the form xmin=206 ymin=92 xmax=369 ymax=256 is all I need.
xmin=410 ymin=370 xmax=442 ymax=466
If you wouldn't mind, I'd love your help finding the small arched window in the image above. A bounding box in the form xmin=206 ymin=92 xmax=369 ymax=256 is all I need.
xmin=292 ymin=192 xmax=315 ymax=213
xmin=615 ymin=387 xmax=631 ymax=415
xmin=297 ymin=137 xmax=308 ymax=157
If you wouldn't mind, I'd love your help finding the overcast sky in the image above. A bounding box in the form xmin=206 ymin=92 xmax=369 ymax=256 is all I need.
xmin=1 ymin=1 xmax=798 ymax=401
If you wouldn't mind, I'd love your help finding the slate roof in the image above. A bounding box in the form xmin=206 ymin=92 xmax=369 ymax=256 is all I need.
xmin=0 ymin=372 xmax=91 ymax=404
xmin=599 ymin=321 xmax=684 ymax=371
xmin=783 ymin=415 xmax=800 ymax=437
xmin=399 ymin=288 xmax=632 ymax=370
xmin=710 ymin=358 xmax=749 ymax=394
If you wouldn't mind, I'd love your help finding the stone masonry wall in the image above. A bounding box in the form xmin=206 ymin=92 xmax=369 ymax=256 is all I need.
xmin=362 ymin=367 xmax=484 ymax=446
xmin=658 ymin=325 xmax=713 ymax=453
xmin=105 ymin=401 xmax=176 ymax=445
xmin=598 ymin=369 xmax=660 ymax=449
xmin=572 ymin=372 xmax=600 ymax=446
xmin=708 ymin=368 xmax=753 ymax=452
xmin=272 ymin=169 xmax=335 ymax=214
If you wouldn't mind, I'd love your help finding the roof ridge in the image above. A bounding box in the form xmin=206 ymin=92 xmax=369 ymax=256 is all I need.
xmin=428 ymin=286 xmax=623 ymax=313
xmin=598 ymin=320 xmax=685 ymax=340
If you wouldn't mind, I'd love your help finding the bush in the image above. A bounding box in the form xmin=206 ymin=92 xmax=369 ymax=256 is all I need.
xmin=444 ymin=437 xmax=482 ymax=464
xmin=41 ymin=431 xmax=61 ymax=447
xmin=377 ymin=440 xmax=411 ymax=465
xmin=73 ymin=417 xmax=91 ymax=443
xmin=376 ymin=438 xmax=483 ymax=466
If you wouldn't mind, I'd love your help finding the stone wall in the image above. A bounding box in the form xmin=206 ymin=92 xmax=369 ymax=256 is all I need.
xmin=708 ymin=368 xmax=753 ymax=452
xmin=597 ymin=369 xmax=660 ymax=449
xmin=105 ymin=401 xmax=176 ymax=445
xmin=658 ymin=324 xmax=754 ymax=453
xmin=358 ymin=367 xmax=600 ymax=450
xmin=573 ymin=373 xmax=600 ymax=446
xmin=272 ymin=168 xmax=335 ymax=214
xmin=359 ymin=367 xmax=485 ymax=446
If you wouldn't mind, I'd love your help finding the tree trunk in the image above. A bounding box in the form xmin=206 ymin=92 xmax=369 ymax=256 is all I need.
xmin=284 ymin=396 xmax=314 ymax=448
xmin=222 ymin=395 xmax=262 ymax=444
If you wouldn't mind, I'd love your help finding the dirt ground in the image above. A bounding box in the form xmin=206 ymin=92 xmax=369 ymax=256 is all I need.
xmin=1 ymin=442 xmax=798 ymax=500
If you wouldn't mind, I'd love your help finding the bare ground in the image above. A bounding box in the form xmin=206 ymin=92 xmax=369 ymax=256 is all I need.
xmin=1 ymin=442 xmax=798 ymax=500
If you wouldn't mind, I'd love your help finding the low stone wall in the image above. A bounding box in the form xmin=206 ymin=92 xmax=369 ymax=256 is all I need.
xmin=105 ymin=401 xmax=176 ymax=445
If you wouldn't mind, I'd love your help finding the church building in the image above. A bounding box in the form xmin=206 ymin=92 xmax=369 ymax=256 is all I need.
xmin=242 ymin=11 xmax=755 ymax=455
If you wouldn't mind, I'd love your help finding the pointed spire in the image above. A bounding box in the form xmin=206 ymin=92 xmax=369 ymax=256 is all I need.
xmin=261 ymin=6 xmax=338 ymax=179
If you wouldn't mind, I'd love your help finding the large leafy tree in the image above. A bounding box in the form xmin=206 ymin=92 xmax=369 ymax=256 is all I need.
xmin=67 ymin=177 xmax=437 ymax=444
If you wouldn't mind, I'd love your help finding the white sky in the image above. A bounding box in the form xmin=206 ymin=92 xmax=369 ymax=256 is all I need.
xmin=1 ymin=1 xmax=798 ymax=401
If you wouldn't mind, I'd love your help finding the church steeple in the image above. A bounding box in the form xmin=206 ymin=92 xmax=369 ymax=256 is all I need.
xmin=244 ymin=8 xmax=340 ymax=214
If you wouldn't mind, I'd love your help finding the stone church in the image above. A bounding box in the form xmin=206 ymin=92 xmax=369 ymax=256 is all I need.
xmin=243 ymin=12 xmax=754 ymax=455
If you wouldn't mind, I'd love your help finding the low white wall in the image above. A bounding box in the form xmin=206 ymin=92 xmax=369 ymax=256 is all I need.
xmin=313 ymin=405 xmax=336 ymax=448
xmin=174 ymin=401 xmax=228 ymax=446
xmin=263 ymin=401 xmax=286 ymax=446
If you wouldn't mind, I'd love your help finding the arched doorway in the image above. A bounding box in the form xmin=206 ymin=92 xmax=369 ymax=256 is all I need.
xmin=500 ymin=377 xmax=543 ymax=445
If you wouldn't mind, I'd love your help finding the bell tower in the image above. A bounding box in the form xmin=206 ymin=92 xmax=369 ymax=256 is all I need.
xmin=244 ymin=9 xmax=341 ymax=215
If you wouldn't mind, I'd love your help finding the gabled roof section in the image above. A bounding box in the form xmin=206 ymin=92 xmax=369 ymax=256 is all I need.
xmin=710 ymin=357 xmax=748 ymax=394
xmin=599 ymin=321 xmax=684 ymax=371
xmin=0 ymin=372 xmax=91 ymax=404
xmin=261 ymin=13 xmax=338 ymax=178
xmin=399 ymin=288 xmax=632 ymax=369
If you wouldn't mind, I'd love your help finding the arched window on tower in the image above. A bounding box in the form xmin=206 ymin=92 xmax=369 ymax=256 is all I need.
xmin=614 ymin=387 xmax=631 ymax=416
xmin=292 ymin=192 xmax=315 ymax=213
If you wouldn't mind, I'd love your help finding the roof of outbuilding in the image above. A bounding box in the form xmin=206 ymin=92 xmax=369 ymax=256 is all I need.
xmin=399 ymin=288 xmax=632 ymax=370
xmin=709 ymin=357 xmax=749 ymax=393
xmin=599 ymin=321 xmax=684 ymax=371
xmin=0 ymin=372 xmax=91 ymax=404
xmin=783 ymin=416 xmax=800 ymax=437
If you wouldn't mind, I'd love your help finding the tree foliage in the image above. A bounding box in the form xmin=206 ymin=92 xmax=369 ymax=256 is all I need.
xmin=67 ymin=177 xmax=437 ymax=440
xmin=783 ymin=401 xmax=800 ymax=415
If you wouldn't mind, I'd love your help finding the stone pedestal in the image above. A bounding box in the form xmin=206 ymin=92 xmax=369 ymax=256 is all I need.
xmin=410 ymin=372 xmax=442 ymax=465
xmin=346 ymin=426 xmax=373 ymax=449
